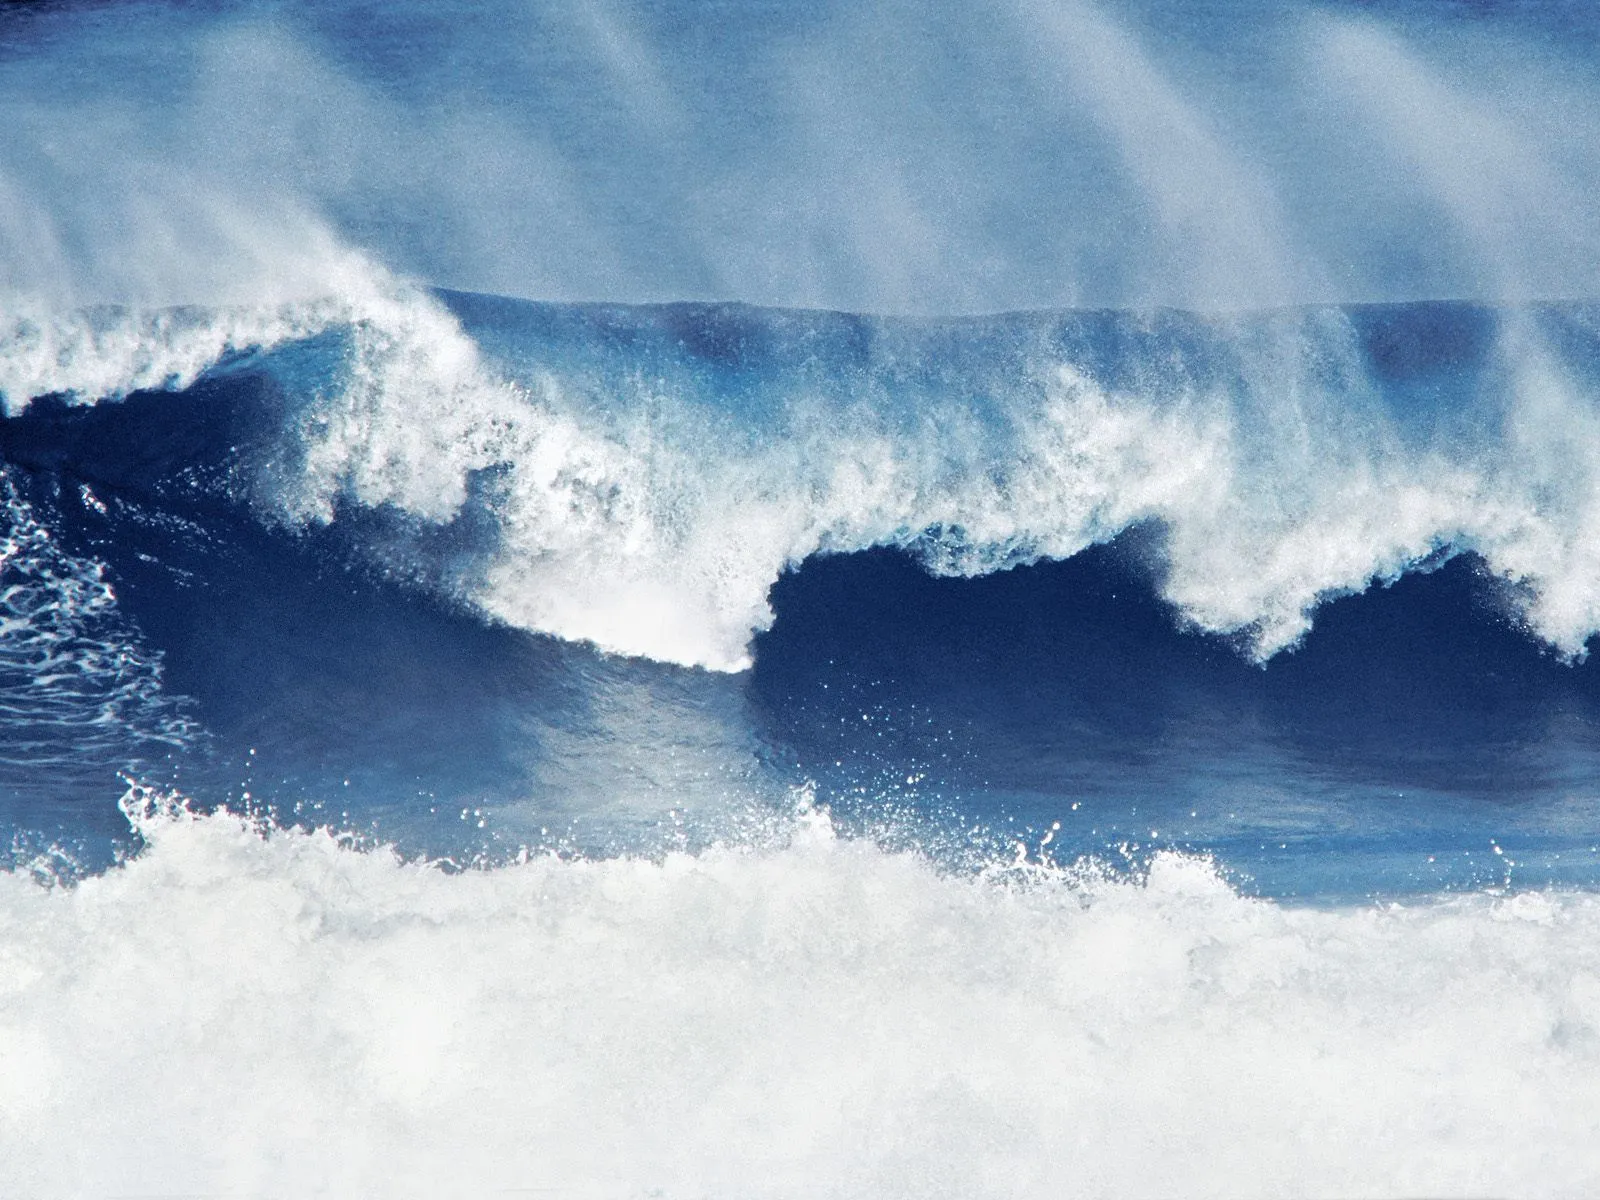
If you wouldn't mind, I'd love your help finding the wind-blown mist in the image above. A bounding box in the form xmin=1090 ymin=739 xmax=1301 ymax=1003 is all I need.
xmin=5 ymin=0 xmax=1600 ymax=313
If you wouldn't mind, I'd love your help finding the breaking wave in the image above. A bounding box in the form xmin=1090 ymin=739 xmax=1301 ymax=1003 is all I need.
xmin=10 ymin=279 xmax=1600 ymax=672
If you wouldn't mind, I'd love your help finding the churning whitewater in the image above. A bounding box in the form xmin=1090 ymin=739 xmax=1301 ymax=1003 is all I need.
xmin=5 ymin=0 xmax=1600 ymax=1195
xmin=3 ymin=791 xmax=1599 ymax=1199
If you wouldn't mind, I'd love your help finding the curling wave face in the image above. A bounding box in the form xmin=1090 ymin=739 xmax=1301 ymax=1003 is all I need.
xmin=10 ymin=276 xmax=1600 ymax=671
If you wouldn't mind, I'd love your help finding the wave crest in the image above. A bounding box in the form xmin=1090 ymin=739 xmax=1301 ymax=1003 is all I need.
xmin=13 ymin=283 xmax=1600 ymax=671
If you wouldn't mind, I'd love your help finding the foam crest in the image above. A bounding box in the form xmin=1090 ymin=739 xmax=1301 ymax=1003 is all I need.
xmin=1 ymin=792 xmax=1597 ymax=1198
xmin=0 ymin=228 xmax=422 ymax=414
xmin=0 ymin=300 xmax=330 ymax=416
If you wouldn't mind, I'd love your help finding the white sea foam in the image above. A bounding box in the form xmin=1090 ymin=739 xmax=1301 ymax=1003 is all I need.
xmin=0 ymin=790 xmax=1596 ymax=1199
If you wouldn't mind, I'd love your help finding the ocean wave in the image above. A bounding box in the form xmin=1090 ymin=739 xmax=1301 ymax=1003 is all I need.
xmin=10 ymin=283 xmax=1600 ymax=672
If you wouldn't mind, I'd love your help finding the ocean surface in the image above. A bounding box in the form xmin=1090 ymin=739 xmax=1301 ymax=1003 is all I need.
xmin=4 ymin=0 xmax=1600 ymax=1196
